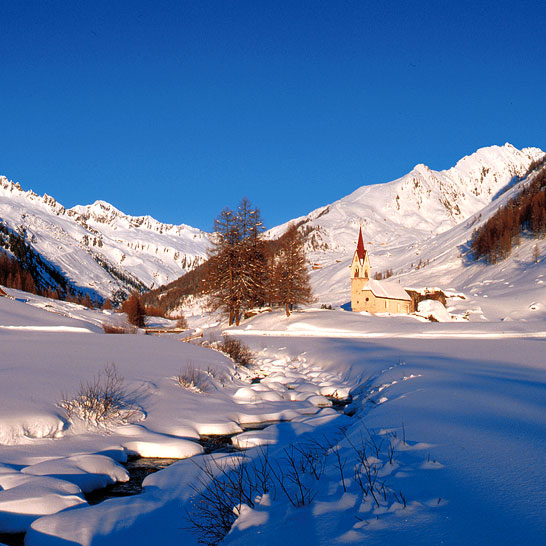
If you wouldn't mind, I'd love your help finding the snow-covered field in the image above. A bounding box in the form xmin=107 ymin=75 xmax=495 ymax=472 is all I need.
xmin=0 ymin=289 xmax=544 ymax=545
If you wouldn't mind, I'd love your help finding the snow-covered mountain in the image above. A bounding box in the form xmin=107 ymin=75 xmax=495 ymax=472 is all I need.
xmin=305 ymin=145 xmax=546 ymax=321
xmin=0 ymin=178 xmax=211 ymax=300
xmin=1 ymin=143 xmax=544 ymax=307
xmin=270 ymin=143 xmax=544 ymax=260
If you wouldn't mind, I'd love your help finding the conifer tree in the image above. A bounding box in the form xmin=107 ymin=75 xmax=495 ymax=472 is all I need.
xmin=204 ymin=199 xmax=266 ymax=325
xmin=205 ymin=207 xmax=239 ymax=325
xmin=122 ymin=292 xmax=146 ymax=327
xmin=271 ymin=224 xmax=313 ymax=316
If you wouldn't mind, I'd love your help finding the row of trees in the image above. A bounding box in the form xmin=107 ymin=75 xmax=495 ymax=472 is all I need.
xmin=2 ymin=200 xmax=312 ymax=326
xmin=472 ymin=165 xmax=546 ymax=263
xmin=203 ymin=199 xmax=312 ymax=324
xmin=0 ymin=249 xmax=103 ymax=305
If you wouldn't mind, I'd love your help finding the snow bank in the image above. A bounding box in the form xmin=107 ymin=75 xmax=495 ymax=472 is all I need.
xmin=0 ymin=414 xmax=66 ymax=445
xmin=22 ymin=454 xmax=129 ymax=493
xmin=0 ymin=473 xmax=85 ymax=533
xmin=416 ymin=299 xmax=452 ymax=322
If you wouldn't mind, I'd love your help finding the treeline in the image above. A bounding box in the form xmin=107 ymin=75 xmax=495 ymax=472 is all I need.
xmin=0 ymin=251 xmax=38 ymax=294
xmin=143 ymin=199 xmax=313 ymax=323
xmin=0 ymin=249 xmax=104 ymax=306
xmin=472 ymin=163 xmax=546 ymax=264
xmin=142 ymin=260 xmax=212 ymax=314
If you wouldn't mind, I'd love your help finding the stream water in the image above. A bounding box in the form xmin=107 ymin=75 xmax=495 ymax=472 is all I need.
xmin=84 ymin=457 xmax=179 ymax=505
xmin=0 ymin=532 xmax=25 ymax=546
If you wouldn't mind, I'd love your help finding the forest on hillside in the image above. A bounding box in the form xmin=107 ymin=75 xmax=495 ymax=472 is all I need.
xmin=472 ymin=160 xmax=546 ymax=263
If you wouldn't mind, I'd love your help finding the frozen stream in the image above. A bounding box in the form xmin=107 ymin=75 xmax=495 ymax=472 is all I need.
xmin=0 ymin=348 xmax=354 ymax=545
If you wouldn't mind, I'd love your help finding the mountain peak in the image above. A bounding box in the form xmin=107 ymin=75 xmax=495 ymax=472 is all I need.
xmin=411 ymin=163 xmax=432 ymax=175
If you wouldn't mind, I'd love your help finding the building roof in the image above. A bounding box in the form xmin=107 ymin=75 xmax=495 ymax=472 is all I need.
xmin=356 ymin=226 xmax=366 ymax=260
xmin=362 ymin=279 xmax=411 ymax=301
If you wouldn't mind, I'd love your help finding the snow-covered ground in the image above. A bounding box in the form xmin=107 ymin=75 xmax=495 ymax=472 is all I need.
xmin=0 ymin=289 xmax=544 ymax=545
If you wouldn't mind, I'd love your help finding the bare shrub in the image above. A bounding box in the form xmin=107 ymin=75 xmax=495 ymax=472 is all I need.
xmin=186 ymin=442 xmax=327 ymax=544
xmin=175 ymin=315 xmax=188 ymax=329
xmin=186 ymin=426 xmax=410 ymax=545
xmin=268 ymin=444 xmax=319 ymax=507
xmin=185 ymin=453 xmax=272 ymax=546
xmin=205 ymin=366 xmax=227 ymax=387
xmin=101 ymin=323 xmax=137 ymax=334
xmin=175 ymin=364 xmax=210 ymax=393
xmin=60 ymin=363 xmax=139 ymax=426
xmin=217 ymin=336 xmax=254 ymax=367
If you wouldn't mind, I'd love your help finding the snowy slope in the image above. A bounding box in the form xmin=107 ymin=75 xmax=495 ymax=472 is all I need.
xmin=0 ymin=178 xmax=211 ymax=299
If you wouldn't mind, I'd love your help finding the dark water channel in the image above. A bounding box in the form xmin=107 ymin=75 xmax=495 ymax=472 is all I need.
xmin=0 ymin=532 xmax=25 ymax=546
xmin=84 ymin=414 xmax=311 ymax=507
xmin=85 ymin=457 xmax=178 ymax=505
xmin=84 ymin=432 xmax=245 ymax=507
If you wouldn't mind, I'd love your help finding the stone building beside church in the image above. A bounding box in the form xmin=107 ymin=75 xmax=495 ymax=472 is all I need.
xmin=351 ymin=227 xmax=412 ymax=314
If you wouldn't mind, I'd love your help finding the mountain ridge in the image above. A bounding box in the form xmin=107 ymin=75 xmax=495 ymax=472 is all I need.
xmin=0 ymin=176 xmax=211 ymax=299
xmin=1 ymin=143 xmax=544 ymax=302
xmin=269 ymin=143 xmax=544 ymax=260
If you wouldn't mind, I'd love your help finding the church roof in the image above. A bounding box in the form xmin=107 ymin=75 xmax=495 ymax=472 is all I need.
xmin=356 ymin=226 xmax=366 ymax=260
xmin=362 ymin=279 xmax=411 ymax=301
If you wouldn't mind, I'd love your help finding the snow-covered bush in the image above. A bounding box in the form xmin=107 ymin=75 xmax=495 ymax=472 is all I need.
xmin=60 ymin=363 xmax=139 ymax=426
xmin=175 ymin=364 xmax=210 ymax=393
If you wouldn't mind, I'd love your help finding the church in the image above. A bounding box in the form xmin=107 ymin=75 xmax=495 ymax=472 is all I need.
xmin=350 ymin=227 xmax=413 ymax=314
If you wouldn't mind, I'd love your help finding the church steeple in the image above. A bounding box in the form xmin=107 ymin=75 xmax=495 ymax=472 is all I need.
xmin=356 ymin=226 xmax=366 ymax=261
xmin=351 ymin=226 xmax=371 ymax=312
xmin=351 ymin=226 xmax=370 ymax=280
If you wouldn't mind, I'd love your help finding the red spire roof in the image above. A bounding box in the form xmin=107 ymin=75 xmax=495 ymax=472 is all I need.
xmin=356 ymin=226 xmax=366 ymax=260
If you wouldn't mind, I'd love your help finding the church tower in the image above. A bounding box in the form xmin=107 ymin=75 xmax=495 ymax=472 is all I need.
xmin=351 ymin=226 xmax=370 ymax=311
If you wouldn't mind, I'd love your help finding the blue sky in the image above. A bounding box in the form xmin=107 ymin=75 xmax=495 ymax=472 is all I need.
xmin=1 ymin=1 xmax=545 ymax=231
